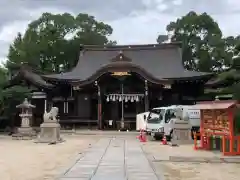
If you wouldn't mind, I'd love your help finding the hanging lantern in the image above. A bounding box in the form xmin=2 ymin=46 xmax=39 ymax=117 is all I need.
xmin=106 ymin=96 xmax=109 ymax=102
xmin=158 ymin=95 xmax=162 ymax=100
xmin=131 ymin=96 xmax=134 ymax=102
xmin=125 ymin=95 xmax=128 ymax=102
xmin=134 ymin=95 xmax=137 ymax=101
xmin=112 ymin=95 xmax=116 ymax=101
xmin=136 ymin=95 xmax=139 ymax=102
xmin=119 ymin=95 xmax=122 ymax=102
xmin=116 ymin=95 xmax=119 ymax=100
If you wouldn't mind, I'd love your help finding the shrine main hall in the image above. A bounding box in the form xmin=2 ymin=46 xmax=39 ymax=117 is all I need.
xmin=7 ymin=42 xmax=212 ymax=130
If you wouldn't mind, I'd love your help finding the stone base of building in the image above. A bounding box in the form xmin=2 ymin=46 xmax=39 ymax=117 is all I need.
xmin=35 ymin=121 xmax=63 ymax=143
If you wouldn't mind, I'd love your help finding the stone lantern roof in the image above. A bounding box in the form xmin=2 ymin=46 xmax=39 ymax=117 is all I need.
xmin=16 ymin=98 xmax=36 ymax=109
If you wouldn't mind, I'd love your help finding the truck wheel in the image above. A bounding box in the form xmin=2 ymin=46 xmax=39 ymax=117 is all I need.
xmin=154 ymin=135 xmax=162 ymax=140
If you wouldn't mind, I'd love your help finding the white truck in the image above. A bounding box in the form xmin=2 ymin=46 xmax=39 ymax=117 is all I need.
xmin=146 ymin=105 xmax=200 ymax=140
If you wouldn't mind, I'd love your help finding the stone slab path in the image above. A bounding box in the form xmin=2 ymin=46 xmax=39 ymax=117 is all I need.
xmin=59 ymin=137 xmax=160 ymax=180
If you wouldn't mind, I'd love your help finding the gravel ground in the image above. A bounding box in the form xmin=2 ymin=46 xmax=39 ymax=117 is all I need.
xmin=0 ymin=135 xmax=98 ymax=180
xmin=142 ymin=141 xmax=240 ymax=180
xmin=1 ymin=133 xmax=239 ymax=180
xmin=153 ymin=162 xmax=240 ymax=180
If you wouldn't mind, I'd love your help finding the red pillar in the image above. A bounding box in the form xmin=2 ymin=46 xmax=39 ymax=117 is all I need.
xmin=200 ymin=109 xmax=204 ymax=148
xmin=228 ymin=108 xmax=234 ymax=155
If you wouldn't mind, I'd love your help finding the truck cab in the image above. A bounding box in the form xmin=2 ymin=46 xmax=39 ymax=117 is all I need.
xmin=146 ymin=106 xmax=167 ymax=135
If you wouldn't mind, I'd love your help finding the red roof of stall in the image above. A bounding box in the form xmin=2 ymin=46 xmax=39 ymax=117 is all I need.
xmin=191 ymin=100 xmax=238 ymax=110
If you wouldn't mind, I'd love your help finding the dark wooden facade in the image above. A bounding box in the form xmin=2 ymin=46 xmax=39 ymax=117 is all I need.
xmin=6 ymin=43 xmax=213 ymax=130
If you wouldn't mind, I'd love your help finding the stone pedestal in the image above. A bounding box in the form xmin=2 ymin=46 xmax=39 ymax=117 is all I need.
xmin=36 ymin=120 xmax=63 ymax=143
xmin=18 ymin=126 xmax=34 ymax=135
xmin=171 ymin=119 xmax=193 ymax=146
xmin=13 ymin=115 xmax=36 ymax=140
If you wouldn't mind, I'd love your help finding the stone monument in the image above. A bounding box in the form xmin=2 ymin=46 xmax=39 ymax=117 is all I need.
xmin=36 ymin=107 xmax=63 ymax=143
xmin=14 ymin=98 xmax=36 ymax=140
xmin=170 ymin=108 xmax=193 ymax=146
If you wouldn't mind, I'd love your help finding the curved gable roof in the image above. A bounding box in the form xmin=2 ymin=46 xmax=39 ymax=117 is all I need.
xmin=43 ymin=43 xmax=212 ymax=84
xmin=4 ymin=65 xmax=54 ymax=89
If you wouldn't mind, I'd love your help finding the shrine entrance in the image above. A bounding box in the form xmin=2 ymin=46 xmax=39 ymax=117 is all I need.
xmin=99 ymin=72 xmax=147 ymax=130
xmin=103 ymin=93 xmax=144 ymax=130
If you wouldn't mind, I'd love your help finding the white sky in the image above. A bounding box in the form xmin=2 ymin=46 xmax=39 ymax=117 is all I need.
xmin=0 ymin=0 xmax=240 ymax=64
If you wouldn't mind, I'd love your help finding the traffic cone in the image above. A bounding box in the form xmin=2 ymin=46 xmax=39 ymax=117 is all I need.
xmin=161 ymin=135 xmax=167 ymax=145
xmin=140 ymin=131 xmax=147 ymax=142
xmin=137 ymin=129 xmax=142 ymax=140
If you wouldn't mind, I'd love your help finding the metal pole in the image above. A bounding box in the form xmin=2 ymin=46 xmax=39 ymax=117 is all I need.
xmin=95 ymin=81 xmax=102 ymax=130
xmin=121 ymin=83 xmax=124 ymax=129
xmin=98 ymin=85 xmax=102 ymax=130
xmin=144 ymin=80 xmax=149 ymax=111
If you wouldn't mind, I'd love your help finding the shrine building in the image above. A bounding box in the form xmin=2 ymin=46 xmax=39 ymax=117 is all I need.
xmin=6 ymin=43 xmax=213 ymax=130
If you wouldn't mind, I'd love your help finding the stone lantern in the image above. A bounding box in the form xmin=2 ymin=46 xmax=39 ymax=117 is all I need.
xmin=15 ymin=98 xmax=36 ymax=139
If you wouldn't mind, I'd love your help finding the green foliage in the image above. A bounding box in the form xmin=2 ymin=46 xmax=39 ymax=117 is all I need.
xmin=234 ymin=109 xmax=240 ymax=135
xmin=0 ymin=67 xmax=31 ymax=116
xmin=1 ymin=86 xmax=31 ymax=116
xmin=162 ymin=11 xmax=232 ymax=72
xmin=160 ymin=11 xmax=240 ymax=99
xmin=0 ymin=67 xmax=7 ymax=112
xmin=232 ymin=82 xmax=240 ymax=100
xmin=5 ymin=12 xmax=115 ymax=73
xmin=212 ymin=69 xmax=240 ymax=84
xmin=0 ymin=67 xmax=7 ymax=86
xmin=1 ymin=12 xmax=116 ymax=120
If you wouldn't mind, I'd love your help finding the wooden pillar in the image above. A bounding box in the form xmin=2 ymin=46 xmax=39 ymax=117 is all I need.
xmin=144 ymin=80 xmax=149 ymax=111
xmin=95 ymin=81 xmax=102 ymax=130
xmin=228 ymin=108 xmax=234 ymax=154
xmin=63 ymin=100 xmax=68 ymax=114
xmin=200 ymin=109 xmax=204 ymax=148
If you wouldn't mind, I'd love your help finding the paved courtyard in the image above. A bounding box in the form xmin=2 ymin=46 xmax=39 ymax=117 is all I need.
xmin=1 ymin=132 xmax=240 ymax=180
xmin=59 ymin=137 xmax=160 ymax=180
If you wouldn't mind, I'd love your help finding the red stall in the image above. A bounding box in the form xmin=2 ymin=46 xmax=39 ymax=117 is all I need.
xmin=192 ymin=100 xmax=240 ymax=156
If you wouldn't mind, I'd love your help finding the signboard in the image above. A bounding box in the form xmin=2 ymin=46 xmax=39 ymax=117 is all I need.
xmin=111 ymin=72 xmax=131 ymax=76
xmin=73 ymin=86 xmax=80 ymax=90
xmin=202 ymin=109 xmax=229 ymax=131
xmin=163 ymin=84 xmax=171 ymax=89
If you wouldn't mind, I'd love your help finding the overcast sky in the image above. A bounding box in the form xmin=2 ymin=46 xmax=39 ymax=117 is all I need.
xmin=0 ymin=0 xmax=240 ymax=64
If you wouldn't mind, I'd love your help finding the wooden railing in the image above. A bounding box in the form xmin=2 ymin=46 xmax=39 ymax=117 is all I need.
xmin=193 ymin=132 xmax=240 ymax=156
xmin=222 ymin=135 xmax=240 ymax=156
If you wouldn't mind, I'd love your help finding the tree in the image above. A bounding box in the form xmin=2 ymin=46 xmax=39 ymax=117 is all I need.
xmin=1 ymin=12 xmax=116 ymax=123
xmin=160 ymin=11 xmax=228 ymax=72
xmin=0 ymin=67 xmax=7 ymax=112
xmin=0 ymin=67 xmax=30 ymax=117
xmin=6 ymin=12 xmax=116 ymax=73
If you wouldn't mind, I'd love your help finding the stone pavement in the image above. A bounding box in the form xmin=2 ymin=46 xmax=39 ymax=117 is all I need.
xmin=59 ymin=137 xmax=161 ymax=180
